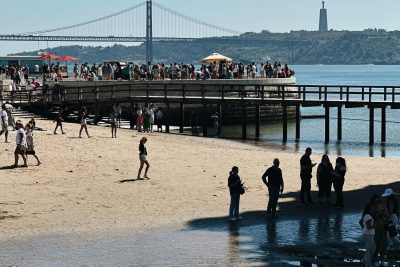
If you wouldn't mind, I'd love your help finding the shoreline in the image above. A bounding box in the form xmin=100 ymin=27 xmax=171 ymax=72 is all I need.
xmin=0 ymin=117 xmax=399 ymax=243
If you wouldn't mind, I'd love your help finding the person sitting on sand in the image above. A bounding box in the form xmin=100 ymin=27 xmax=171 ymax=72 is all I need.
xmin=54 ymin=109 xmax=65 ymax=135
xmin=262 ymin=158 xmax=284 ymax=217
xmin=228 ymin=166 xmax=242 ymax=221
xmin=137 ymin=137 xmax=150 ymax=180
xmin=25 ymin=123 xmax=41 ymax=166
xmin=12 ymin=121 xmax=27 ymax=168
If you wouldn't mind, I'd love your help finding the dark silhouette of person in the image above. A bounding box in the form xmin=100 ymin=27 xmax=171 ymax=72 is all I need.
xmin=300 ymin=147 xmax=317 ymax=205
xmin=262 ymin=158 xmax=284 ymax=217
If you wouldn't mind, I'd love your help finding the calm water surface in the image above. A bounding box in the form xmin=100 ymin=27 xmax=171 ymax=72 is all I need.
xmin=222 ymin=65 xmax=400 ymax=157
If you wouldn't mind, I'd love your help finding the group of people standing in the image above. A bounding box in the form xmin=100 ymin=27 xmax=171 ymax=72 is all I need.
xmin=300 ymin=147 xmax=347 ymax=207
xmin=361 ymin=191 xmax=399 ymax=266
xmin=228 ymin=147 xmax=347 ymax=221
xmin=129 ymin=104 xmax=163 ymax=133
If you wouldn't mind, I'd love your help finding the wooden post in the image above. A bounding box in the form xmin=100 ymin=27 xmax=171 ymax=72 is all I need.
xmin=241 ymin=103 xmax=247 ymax=140
xmin=202 ymin=104 xmax=208 ymax=137
xmin=218 ymin=103 xmax=223 ymax=137
xmin=165 ymin=102 xmax=170 ymax=133
xmin=179 ymin=103 xmax=184 ymax=133
xmin=325 ymin=105 xmax=330 ymax=144
xmin=255 ymin=105 xmax=260 ymax=139
xmin=337 ymin=105 xmax=342 ymax=141
xmin=381 ymin=107 xmax=386 ymax=143
xmin=295 ymin=105 xmax=301 ymax=140
xmin=369 ymin=107 xmax=374 ymax=145
xmin=282 ymin=105 xmax=288 ymax=143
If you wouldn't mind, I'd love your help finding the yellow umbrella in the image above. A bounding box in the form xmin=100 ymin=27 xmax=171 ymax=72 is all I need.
xmin=200 ymin=53 xmax=233 ymax=63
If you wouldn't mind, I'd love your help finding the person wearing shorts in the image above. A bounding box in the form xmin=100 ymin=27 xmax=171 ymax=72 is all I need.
xmin=12 ymin=121 xmax=27 ymax=168
xmin=137 ymin=137 xmax=150 ymax=180
xmin=54 ymin=109 xmax=65 ymax=134
xmin=79 ymin=108 xmax=90 ymax=138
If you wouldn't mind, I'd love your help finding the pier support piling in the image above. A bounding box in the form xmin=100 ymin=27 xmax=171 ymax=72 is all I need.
xmin=324 ymin=105 xmax=330 ymax=144
xmin=337 ymin=106 xmax=342 ymax=141
xmin=282 ymin=105 xmax=288 ymax=143
xmin=381 ymin=107 xmax=386 ymax=143
xmin=218 ymin=104 xmax=222 ymax=137
xmin=241 ymin=104 xmax=247 ymax=140
xmin=202 ymin=104 xmax=208 ymax=137
xmin=165 ymin=102 xmax=170 ymax=133
xmin=179 ymin=103 xmax=184 ymax=133
xmin=295 ymin=105 xmax=301 ymax=140
xmin=255 ymin=105 xmax=260 ymax=139
xmin=369 ymin=107 xmax=374 ymax=145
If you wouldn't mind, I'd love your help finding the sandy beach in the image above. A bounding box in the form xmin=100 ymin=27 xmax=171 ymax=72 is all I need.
xmin=0 ymin=117 xmax=399 ymax=243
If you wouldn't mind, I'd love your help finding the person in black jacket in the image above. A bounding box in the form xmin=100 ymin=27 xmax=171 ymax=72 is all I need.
xmin=316 ymin=154 xmax=334 ymax=206
xmin=300 ymin=147 xmax=317 ymax=205
xmin=228 ymin=166 xmax=242 ymax=221
xmin=333 ymin=157 xmax=347 ymax=208
xmin=262 ymin=158 xmax=284 ymax=217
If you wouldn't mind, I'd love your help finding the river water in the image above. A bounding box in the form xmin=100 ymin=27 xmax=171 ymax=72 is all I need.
xmin=220 ymin=65 xmax=400 ymax=157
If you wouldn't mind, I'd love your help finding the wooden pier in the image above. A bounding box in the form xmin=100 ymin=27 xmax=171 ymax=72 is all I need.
xmin=1 ymin=80 xmax=400 ymax=145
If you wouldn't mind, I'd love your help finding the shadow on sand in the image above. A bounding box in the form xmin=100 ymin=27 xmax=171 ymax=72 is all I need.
xmin=187 ymin=182 xmax=400 ymax=266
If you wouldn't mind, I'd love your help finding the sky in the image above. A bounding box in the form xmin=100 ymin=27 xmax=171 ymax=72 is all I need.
xmin=1 ymin=0 xmax=399 ymax=55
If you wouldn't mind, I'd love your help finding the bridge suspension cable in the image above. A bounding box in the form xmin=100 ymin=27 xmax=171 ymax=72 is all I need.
xmin=21 ymin=2 xmax=146 ymax=35
xmin=152 ymin=1 xmax=241 ymax=37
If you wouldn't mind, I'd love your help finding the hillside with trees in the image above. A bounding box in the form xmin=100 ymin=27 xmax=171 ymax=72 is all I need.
xmin=11 ymin=29 xmax=400 ymax=65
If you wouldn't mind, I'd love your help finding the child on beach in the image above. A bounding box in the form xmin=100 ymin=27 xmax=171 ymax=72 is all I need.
xmin=54 ymin=109 xmax=65 ymax=134
xmin=25 ymin=123 xmax=41 ymax=166
xmin=137 ymin=137 xmax=150 ymax=180
xmin=79 ymin=108 xmax=90 ymax=138
xmin=109 ymin=111 xmax=117 ymax=138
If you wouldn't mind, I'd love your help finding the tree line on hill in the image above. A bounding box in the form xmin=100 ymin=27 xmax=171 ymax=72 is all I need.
xmin=10 ymin=29 xmax=400 ymax=65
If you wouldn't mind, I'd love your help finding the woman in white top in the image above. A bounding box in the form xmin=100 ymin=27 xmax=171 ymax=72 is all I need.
xmin=361 ymin=203 xmax=376 ymax=267
xmin=12 ymin=121 xmax=27 ymax=167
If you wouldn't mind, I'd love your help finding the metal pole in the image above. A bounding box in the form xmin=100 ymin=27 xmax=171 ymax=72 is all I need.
xmin=146 ymin=0 xmax=153 ymax=64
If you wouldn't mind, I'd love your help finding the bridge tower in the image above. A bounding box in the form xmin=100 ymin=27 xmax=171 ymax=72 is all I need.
xmin=319 ymin=1 xmax=328 ymax=32
xmin=146 ymin=0 xmax=153 ymax=63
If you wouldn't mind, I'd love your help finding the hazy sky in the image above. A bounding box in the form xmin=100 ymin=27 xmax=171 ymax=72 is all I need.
xmin=1 ymin=0 xmax=399 ymax=54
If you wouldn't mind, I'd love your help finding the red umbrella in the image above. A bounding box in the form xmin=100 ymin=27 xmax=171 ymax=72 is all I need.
xmin=58 ymin=56 xmax=79 ymax=61
xmin=40 ymin=53 xmax=60 ymax=59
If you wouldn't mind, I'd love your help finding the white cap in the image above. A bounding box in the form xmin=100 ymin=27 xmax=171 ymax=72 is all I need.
xmin=382 ymin=188 xmax=395 ymax=197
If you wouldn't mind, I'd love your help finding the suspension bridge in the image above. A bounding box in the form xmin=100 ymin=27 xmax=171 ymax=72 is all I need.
xmin=0 ymin=0 xmax=241 ymax=63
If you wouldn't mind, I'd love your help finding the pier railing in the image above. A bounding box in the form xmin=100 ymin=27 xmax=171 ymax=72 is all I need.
xmin=2 ymin=83 xmax=400 ymax=145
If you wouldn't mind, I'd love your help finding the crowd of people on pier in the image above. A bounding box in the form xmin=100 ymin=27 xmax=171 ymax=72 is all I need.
xmin=61 ymin=61 xmax=295 ymax=82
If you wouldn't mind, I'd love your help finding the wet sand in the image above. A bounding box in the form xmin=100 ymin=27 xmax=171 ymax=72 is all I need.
xmin=0 ymin=117 xmax=399 ymax=243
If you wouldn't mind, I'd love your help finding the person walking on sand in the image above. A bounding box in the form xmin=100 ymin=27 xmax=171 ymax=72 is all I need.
xmin=228 ymin=166 xmax=243 ymax=221
xmin=316 ymin=154 xmax=334 ymax=206
xmin=53 ymin=109 xmax=65 ymax=134
xmin=300 ymin=147 xmax=317 ymax=205
xmin=262 ymin=158 xmax=284 ymax=217
xmin=137 ymin=137 xmax=150 ymax=180
xmin=0 ymin=104 xmax=9 ymax=143
xmin=79 ymin=108 xmax=90 ymax=138
xmin=109 ymin=110 xmax=117 ymax=138
xmin=332 ymin=157 xmax=347 ymax=208
xmin=211 ymin=112 xmax=220 ymax=137
xmin=361 ymin=203 xmax=376 ymax=267
xmin=25 ymin=123 xmax=41 ymax=166
xmin=12 ymin=121 xmax=27 ymax=168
